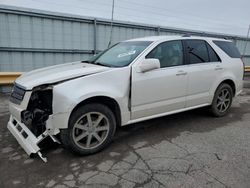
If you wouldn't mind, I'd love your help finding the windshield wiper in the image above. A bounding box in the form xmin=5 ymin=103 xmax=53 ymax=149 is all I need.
xmin=94 ymin=62 xmax=113 ymax=67
xmin=82 ymin=60 xmax=113 ymax=67
xmin=81 ymin=60 xmax=93 ymax=64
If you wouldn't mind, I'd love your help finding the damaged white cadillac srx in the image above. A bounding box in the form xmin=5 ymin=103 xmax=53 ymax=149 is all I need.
xmin=7 ymin=36 xmax=244 ymax=162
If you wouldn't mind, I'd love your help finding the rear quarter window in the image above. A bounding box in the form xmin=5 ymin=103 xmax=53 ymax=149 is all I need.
xmin=206 ymin=43 xmax=221 ymax=62
xmin=213 ymin=41 xmax=241 ymax=58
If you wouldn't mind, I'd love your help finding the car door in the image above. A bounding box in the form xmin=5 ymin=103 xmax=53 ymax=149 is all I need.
xmin=131 ymin=40 xmax=188 ymax=120
xmin=184 ymin=39 xmax=222 ymax=107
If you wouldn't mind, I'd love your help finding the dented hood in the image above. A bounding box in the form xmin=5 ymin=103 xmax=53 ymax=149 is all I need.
xmin=15 ymin=61 xmax=110 ymax=90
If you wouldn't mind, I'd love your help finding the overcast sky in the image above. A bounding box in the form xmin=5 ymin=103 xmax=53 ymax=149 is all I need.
xmin=0 ymin=0 xmax=249 ymax=36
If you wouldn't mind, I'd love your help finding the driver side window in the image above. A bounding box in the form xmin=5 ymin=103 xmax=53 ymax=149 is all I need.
xmin=146 ymin=40 xmax=184 ymax=68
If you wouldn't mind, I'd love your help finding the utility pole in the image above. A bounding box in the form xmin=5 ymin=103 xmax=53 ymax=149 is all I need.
xmin=108 ymin=0 xmax=115 ymax=48
xmin=243 ymin=24 xmax=250 ymax=57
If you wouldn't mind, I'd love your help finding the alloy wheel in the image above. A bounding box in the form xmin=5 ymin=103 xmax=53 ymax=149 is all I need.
xmin=216 ymin=89 xmax=231 ymax=113
xmin=72 ymin=112 xmax=110 ymax=149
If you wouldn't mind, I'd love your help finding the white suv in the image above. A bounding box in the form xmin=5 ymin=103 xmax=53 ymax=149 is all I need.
xmin=8 ymin=36 xmax=244 ymax=162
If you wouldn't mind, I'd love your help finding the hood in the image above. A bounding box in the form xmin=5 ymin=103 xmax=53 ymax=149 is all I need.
xmin=15 ymin=61 xmax=110 ymax=90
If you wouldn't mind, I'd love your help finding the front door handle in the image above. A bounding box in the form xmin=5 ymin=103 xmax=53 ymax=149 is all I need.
xmin=214 ymin=65 xmax=223 ymax=71
xmin=176 ymin=70 xmax=187 ymax=76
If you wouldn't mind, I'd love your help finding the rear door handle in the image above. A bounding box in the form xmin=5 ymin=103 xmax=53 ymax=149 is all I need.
xmin=176 ymin=70 xmax=187 ymax=76
xmin=214 ymin=65 xmax=223 ymax=71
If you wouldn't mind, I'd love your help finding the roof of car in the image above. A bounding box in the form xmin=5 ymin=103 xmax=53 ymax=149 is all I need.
xmin=125 ymin=35 xmax=230 ymax=42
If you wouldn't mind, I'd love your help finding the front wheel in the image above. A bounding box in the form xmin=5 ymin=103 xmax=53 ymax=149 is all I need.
xmin=60 ymin=103 xmax=116 ymax=155
xmin=210 ymin=83 xmax=233 ymax=117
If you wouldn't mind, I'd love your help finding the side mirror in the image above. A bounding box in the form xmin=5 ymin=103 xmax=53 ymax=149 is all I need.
xmin=138 ymin=58 xmax=160 ymax=73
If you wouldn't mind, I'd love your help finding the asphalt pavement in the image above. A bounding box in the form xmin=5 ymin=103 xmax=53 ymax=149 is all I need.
xmin=0 ymin=89 xmax=250 ymax=188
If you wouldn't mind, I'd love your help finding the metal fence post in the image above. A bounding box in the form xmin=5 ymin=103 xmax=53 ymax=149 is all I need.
xmin=93 ymin=18 xmax=97 ymax=54
xmin=157 ymin=26 xmax=161 ymax=36
xmin=232 ymin=37 xmax=237 ymax=45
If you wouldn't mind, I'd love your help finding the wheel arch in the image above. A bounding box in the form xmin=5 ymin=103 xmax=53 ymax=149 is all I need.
xmin=69 ymin=96 xmax=122 ymax=127
xmin=217 ymin=79 xmax=236 ymax=96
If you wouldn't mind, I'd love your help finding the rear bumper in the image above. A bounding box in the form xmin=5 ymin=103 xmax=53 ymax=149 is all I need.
xmin=7 ymin=115 xmax=49 ymax=162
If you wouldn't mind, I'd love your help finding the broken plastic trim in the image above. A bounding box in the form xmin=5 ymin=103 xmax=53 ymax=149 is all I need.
xmin=7 ymin=115 xmax=60 ymax=162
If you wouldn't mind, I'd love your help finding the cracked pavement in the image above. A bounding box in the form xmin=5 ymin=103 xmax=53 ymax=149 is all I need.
xmin=0 ymin=89 xmax=250 ymax=188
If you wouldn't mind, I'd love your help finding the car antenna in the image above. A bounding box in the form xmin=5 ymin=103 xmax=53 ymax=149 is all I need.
xmin=108 ymin=0 xmax=115 ymax=48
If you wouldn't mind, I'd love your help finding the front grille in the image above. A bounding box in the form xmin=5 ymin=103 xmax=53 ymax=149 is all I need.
xmin=10 ymin=84 xmax=26 ymax=105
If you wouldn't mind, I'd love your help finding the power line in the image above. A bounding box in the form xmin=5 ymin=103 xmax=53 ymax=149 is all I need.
xmin=119 ymin=0 xmax=248 ymax=26
xmin=73 ymin=0 xmax=248 ymax=28
xmin=29 ymin=0 xmax=248 ymax=33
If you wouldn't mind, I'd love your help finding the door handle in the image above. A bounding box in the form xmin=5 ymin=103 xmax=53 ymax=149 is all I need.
xmin=176 ymin=70 xmax=187 ymax=76
xmin=214 ymin=66 xmax=223 ymax=71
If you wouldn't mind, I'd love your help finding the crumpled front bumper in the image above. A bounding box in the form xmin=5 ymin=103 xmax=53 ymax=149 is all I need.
xmin=7 ymin=115 xmax=49 ymax=162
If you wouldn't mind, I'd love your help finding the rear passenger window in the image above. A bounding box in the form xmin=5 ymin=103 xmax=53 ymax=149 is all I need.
xmin=185 ymin=40 xmax=209 ymax=64
xmin=213 ymin=41 xmax=241 ymax=58
xmin=206 ymin=43 xmax=221 ymax=62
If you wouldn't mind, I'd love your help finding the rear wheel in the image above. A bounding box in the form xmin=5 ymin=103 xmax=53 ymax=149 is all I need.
xmin=60 ymin=103 xmax=116 ymax=155
xmin=210 ymin=83 xmax=233 ymax=117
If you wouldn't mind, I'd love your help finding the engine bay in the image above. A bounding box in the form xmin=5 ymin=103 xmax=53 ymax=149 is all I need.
xmin=21 ymin=88 xmax=52 ymax=137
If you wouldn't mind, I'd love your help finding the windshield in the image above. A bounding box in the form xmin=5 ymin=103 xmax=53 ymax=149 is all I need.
xmin=86 ymin=41 xmax=152 ymax=67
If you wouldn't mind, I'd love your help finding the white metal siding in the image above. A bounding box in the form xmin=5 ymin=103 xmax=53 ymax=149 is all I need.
xmin=0 ymin=5 xmax=249 ymax=71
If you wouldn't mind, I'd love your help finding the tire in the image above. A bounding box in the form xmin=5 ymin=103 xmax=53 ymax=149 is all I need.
xmin=210 ymin=83 xmax=233 ymax=117
xmin=60 ymin=103 xmax=116 ymax=155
